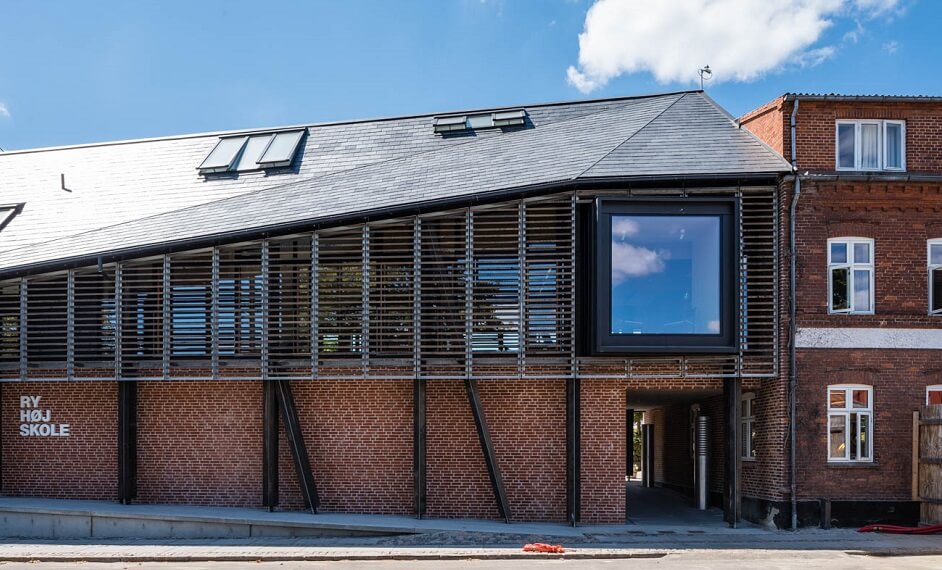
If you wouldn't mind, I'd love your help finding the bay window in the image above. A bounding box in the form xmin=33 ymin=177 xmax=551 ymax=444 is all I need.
xmin=827 ymin=385 xmax=873 ymax=462
xmin=835 ymin=120 xmax=905 ymax=172
xmin=828 ymin=238 xmax=874 ymax=314
xmin=592 ymin=198 xmax=738 ymax=353
xmin=930 ymin=240 xmax=942 ymax=315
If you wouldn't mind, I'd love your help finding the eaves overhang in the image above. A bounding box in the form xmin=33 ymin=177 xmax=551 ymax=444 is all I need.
xmin=0 ymin=172 xmax=782 ymax=281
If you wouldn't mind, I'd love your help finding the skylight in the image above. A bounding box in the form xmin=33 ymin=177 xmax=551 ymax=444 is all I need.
xmin=432 ymin=109 xmax=527 ymax=134
xmin=198 ymin=129 xmax=305 ymax=174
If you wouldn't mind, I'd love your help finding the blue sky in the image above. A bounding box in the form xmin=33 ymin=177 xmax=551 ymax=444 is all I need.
xmin=0 ymin=0 xmax=939 ymax=150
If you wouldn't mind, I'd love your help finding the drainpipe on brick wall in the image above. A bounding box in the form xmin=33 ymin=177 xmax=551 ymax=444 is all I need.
xmin=788 ymin=97 xmax=800 ymax=531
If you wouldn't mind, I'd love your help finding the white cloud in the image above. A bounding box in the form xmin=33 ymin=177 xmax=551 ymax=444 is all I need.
xmin=707 ymin=320 xmax=721 ymax=333
xmin=611 ymin=242 xmax=667 ymax=284
xmin=882 ymin=40 xmax=899 ymax=53
xmin=793 ymin=46 xmax=837 ymax=68
xmin=567 ymin=0 xmax=903 ymax=92
xmin=853 ymin=0 xmax=900 ymax=16
xmin=612 ymin=218 xmax=640 ymax=238
xmin=0 ymin=102 xmax=9 ymax=119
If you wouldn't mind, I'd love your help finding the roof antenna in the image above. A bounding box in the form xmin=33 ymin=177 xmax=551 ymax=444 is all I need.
xmin=698 ymin=65 xmax=712 ymax=91
xmin=61 ymin=173 xmax=72 ymax=193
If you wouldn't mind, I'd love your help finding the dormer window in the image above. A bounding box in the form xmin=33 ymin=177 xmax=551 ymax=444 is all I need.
xmin=835 ymin=120 xmax=905 ymax=172
xmin=198 ymin=129 xmax=305 ymax=174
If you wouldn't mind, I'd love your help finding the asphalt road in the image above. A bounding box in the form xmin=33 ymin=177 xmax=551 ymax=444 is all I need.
xmin=2 ymin=552 xmax=941 ymax=570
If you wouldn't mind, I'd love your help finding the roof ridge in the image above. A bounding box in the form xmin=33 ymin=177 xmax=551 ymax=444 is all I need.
xmin=0 ymin=95 xmax=664 ymax=259
xmin=573 ymin=93 xmax=686 ymax=179
xmin=0 ymin=90 xmax=701 ymax=157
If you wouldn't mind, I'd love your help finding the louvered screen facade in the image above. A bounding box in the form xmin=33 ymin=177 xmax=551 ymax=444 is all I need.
xmin=0 ymin=188 xmax=778 ymax=382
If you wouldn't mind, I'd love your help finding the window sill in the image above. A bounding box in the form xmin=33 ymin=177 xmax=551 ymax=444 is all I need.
xmin=825 ymin=461 xmax=878 ymax=468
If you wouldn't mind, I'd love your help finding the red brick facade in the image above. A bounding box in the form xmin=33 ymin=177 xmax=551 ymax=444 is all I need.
xmin=1 ymin=382 xmax=117 ymax=500
xmin=742 ymin=96 xmax=942 ymax=515
xmin=1 ymin=374 xmax=737 ymax=525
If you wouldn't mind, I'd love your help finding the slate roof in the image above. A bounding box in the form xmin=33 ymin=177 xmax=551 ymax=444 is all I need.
xmin=0 ymin=90 xmax=791 ymax=277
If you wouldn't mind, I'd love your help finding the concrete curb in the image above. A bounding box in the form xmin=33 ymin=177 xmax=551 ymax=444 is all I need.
xmin=0 ymin=552 xmax=669 ymax=563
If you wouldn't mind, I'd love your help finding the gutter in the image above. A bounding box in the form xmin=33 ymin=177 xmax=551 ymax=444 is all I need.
xmin=788 ymin=97 xmax=800 ymax=531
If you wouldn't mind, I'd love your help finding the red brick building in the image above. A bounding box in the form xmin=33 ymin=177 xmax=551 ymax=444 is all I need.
xmin=4 ymin=90 xmax=936 ymax=530
xmin=741 ymin=94 xmax=942 ymax=527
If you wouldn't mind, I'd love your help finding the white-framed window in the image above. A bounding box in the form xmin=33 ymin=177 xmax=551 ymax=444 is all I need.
xmin=929 ymin=240 xmax=942 ymax=315
xmin=828 ymin=238 xmax=874 ymax=314
xmin=827 ymin=385 xmax=873 ymax=462
xmin=741 ymin=392 xmax=757 ymax=460
xmin=928 ymin=385 xmax=942 ymax=406
xmin=836 ymin=120 xmax=905 ymax=171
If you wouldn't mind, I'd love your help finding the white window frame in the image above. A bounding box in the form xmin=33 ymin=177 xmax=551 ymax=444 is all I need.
xmin=835 ymin=120 xmax=906 ymax=172
xmin=929 ymin=239 xmax=942 ymax=316
xmin=827 ymin=384 xmax=874 ymax=463
xmin=927 ymin=384 xmax=942 ymax=405
xmin=827 ymin=237 xmax=875 ymax=314
xmin=741 ymin=392 xmax=756 ymax=461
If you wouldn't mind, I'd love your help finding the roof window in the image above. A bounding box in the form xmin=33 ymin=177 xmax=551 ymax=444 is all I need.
xmin=198 ymin=129 xmax=305 ymax=174
xmin=432 ymin=109 xmax=527 ymax=134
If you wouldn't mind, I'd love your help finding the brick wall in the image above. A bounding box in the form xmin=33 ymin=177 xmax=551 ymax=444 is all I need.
xmin=425 ymin=379 xmax=567 ymax=522
xmin=0 ymin=370 xmax=759 ymax=522
xmin=794 ymin=180 xmax=942 ymax=328
xmin=136 ymin=380 xmax=263 ymax=507
xmin=741 ymin=98 xmax=942 ymax=173
xmin=277 ymin=379 xmax=414 ymax=515
xmin=795 ymin=349 xmax=940 ymax=500
xmin=1 ymin=381 xmax=117 ymax=500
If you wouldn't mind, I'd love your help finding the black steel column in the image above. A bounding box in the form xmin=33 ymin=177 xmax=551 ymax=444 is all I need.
xmin=262 ymin=380 xmax=279 ymax=510
xmin=414 ymin=377 xmax=427 ymax=518
xmin=724 ymin=377 xmax=742 ymax=526
xmin=275 ymin=379 xmax=319 ymax=514
xmin=464 ymin=378 xmax=511 ymax=523
xmin=117 ymin=380 xmax=137 ymax=505
xmin=641 ymin=424 xmax=654 ymax=488
xmin=566 ymin=377 xmax=581 ymax=526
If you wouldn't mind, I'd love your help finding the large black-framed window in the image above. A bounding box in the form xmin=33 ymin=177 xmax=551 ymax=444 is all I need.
xmin=592 ymin=197 xmax=739 ymax=354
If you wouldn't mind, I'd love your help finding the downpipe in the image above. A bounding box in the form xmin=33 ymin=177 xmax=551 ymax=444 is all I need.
xmin=697 ymin=415 xmax=710 ymax=510
xmin=788 ymin=97 xmax=800 ymax=531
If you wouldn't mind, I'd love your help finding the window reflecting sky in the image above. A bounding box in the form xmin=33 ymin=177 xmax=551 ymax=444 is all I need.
xmin=610 ymin=215 xmax=720 ymax=335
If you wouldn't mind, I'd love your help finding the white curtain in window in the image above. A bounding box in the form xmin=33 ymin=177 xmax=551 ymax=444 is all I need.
xmin=860 ymin=123 xmax=880 ymax=169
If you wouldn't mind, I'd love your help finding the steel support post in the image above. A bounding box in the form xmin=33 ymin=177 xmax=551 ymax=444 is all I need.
xmin=412 ymin=219 xmax=421 ymax=379
xmin=275 ymin=379 xmax=319 ymax=513
xmin=566 ymin=376 xmax=581 ymax=526
xmin=117 ymin=380 xmax=137 ymax=504
xmin=211 ymin=247 xmax=220 ymax=379
xmin=517 ymin=201 xmax=526 ymax=376
xmin=66 ymin=270 xmax=74 ymax=381
xmin=724 ymin=377 xmax=742 ymax=526
xmin=362 ymin=226 xmax=370 ymax=377
xmin=311 ymin=234 xmax=319 ymax=379
xmin=642 ymin=424 xmax=654 ymax=488
xmin=262 ymin=379 xmax=279 ymax=510
xmin=413 ymin=377 xmax=427 ymax=518
xmin=465 ymin=209 xmax=473 ymax=379
xmin=161 ymin=255 xmax=170 ymax=380
xmin=114 ymin=263 xmax=123 ymax=380
xmin=464 ymin=378 xmax=511 ymax=522
xmin=261 ymin=241 xmax=270 ymax=381
xmin=19 ymin=278 xmax=27 ymax=381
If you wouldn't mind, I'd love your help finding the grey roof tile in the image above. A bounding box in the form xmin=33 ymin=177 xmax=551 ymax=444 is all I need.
xmin=0 ymin=91 xmax=790 ymax=275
